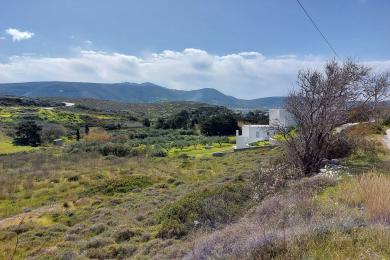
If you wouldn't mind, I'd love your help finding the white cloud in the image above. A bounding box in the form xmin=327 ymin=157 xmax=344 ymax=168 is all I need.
xmin=5 ymin=28 xmax=34 ymax=41
xmin=0 ymin=49 xmax=390 ymax=99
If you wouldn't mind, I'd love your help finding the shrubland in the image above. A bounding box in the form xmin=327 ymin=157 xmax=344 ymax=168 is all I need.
xmin=0 ymin=97 xmax=274 ymax=259
xmin=0 ymin=146 xmax=271 ymax=259
xmin=1 ymin=62 xmax=390 ymax=259
xmin=2 ymin=116 xmax=386 ymax=259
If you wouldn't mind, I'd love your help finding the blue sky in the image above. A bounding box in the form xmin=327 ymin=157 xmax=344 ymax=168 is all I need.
xmin=1 ymin=0 xmax=390 ymax=98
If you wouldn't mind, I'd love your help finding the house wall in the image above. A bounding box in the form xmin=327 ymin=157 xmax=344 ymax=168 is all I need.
xmin=236 ymin=108 xmax=295 ymax=150
xmin=269 ymin=109 xmax=296 ymax=128
xmin=236 ymin=125 xmax=271 ymax=149
xmin=242 ymin=125 xmax=250 ymax=137
xmin=248 ymin=127 xmax=269 ymax=139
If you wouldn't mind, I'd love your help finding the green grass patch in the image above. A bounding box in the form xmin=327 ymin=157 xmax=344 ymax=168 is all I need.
xmin=169 ymin=143 xmax=233 ymax=158
xmin=38 ymin=109 xmax=83 ymax=125
xmin=0 ymin=107 xmax=22 ymax=122
xmin=315 ymin=177 xmax=362 ymax=209
xmin=92 ymin=114 xmax=120 ymax=120
xmin=0 ymin=182 xmax=84 ymax=218
xmin=249 ymin=140 xmax=270 ymax=147
xmin=0 ymin=132 xmax=35 ymax=155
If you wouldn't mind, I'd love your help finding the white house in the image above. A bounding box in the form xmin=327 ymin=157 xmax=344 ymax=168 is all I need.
xmin=235 ymin=125 xmax=272 ymax=149
xmin=235 ymin=109 xmax=295 ymax=149
xmin=269 ymin=109 xmax=296 ymax=128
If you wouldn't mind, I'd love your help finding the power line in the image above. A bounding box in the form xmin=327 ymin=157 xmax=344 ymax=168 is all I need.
xmin=295 ymin=0 xmax=340 ymax=58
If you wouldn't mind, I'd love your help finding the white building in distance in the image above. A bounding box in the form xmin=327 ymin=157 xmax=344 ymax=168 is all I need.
xmin=235 ymin=109 xmax=295 ymax=149
xmin=269 ymin=109 xmax=296 ymax=128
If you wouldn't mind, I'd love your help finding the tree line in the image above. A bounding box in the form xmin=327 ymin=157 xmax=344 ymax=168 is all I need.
xmin=154 ymin=106 xmax=268 ymax=136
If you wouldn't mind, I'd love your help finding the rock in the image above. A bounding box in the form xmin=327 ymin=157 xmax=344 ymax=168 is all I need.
xmin=212 ymin=152 xmax=224 ymax=157
xmin=321 ymin=158 xmax=330 ymax=166
xmin=61 ymin=251 xmax=77 ymax=260
xmin=23 ymin=207 xmax=31 ymax=213
xmin=330 ymin=159 xmax=340 ymax=165
xmin=53 ymin=139 xmax=64 ymax=147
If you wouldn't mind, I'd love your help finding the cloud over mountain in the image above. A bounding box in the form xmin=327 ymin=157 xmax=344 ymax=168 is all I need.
xmin=1 ymin=49 xmax=390 ymax=98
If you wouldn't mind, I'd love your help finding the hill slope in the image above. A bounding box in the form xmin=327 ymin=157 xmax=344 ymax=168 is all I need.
xmin=0 ymin=82 xmax=285 ymax=109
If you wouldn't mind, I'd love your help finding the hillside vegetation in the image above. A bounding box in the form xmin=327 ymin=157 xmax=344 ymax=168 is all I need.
xmin=1 ymin=70 xmax=390 ymax=260
xmin=1 ymin=116 xmax=390 ymax=259
xmin=0 ymin=82 xmax=285 ymax=109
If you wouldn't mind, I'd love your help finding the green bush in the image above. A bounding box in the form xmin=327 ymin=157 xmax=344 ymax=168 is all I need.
xmin=90 ymin=175 xmax=153 ymax=195
xmin=14 ymin=121 xmax=42 ymax=147
xmin=129 ymin=146 xmax=145 ymax=156
xmin=157 ymin=183 xmax=251 ymax=239
xmin=67 ymin=175 xmax=80 ymax=182
xmin=99 ymin=143 xmax=131 ymax=157
xmin=151 ymin=148 xmax=167 ymax=157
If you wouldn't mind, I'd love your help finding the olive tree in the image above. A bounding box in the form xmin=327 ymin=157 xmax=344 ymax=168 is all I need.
xmin=14 ymin=121 xmax=42 ymax=147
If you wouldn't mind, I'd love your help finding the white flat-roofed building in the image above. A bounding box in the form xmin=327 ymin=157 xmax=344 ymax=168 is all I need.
xmin=269 ymin=109 xmax=296 ymax=128
xmin=235 ymin=125 xmax=273 ymax=149
xmin=235 ymin=109 xmax=295 ymax=150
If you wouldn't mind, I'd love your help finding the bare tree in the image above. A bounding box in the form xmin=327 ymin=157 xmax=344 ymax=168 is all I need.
xmin=284 ymin=59 xmax=370 ymax=175
xmin=361 ymin=72 xmax=390 ymax=121
xmin=10 ymin=216 xmax=25 ymax=260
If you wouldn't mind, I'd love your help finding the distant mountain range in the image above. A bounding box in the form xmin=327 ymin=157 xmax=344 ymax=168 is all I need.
xmin=0 ymin=82 xmax=285 ymax=109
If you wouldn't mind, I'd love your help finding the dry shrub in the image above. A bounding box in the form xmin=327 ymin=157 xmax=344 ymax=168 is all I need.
xmin=345 ymin=122 xmax=384 ymax=136
xmin=326 ymin=133 xmax=354 ymax=159
xmin=84 ymin=128 xmax=112 ymax=144
xmin=113 ymin=227 xmax=142 ymax=242
xmin=0 ymin=174 xmax=19 ymax=198
xmin=358 ymin=173 xmax=390 ymax=224
xmin=341 ymin=130 xmax=386 ymax=163
xmin=251 ymin=163 xmax=302 ymax=201
xmin=184 ymin=175 xmax=339 ymax=260
xmin=347 ymin=104 xmax=371 ymax=123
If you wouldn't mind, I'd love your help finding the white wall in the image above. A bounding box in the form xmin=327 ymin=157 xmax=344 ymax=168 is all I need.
xmin=242 ymin=125 xmax=250 ymax=137
xmin=236 ymin=125 xmax=271 ymax=149
xmin=269 ymin=109 xmax=295 ymax=128
xmin=236 ymin=108 xmax=295 ymax=150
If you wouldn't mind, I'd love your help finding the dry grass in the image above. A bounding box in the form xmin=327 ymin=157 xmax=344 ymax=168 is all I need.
xmin=181 ymin=172 xmax=390 ymax=259
xmin=183 ymin=175 xmax=340 ymax=259
xmin=358 ymin=173 xmax=390 ymax=224
xmin=345 ymin=122 xmax=385 ymax=136
xmin=84 ymin=128 xmax=112 ymax=144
